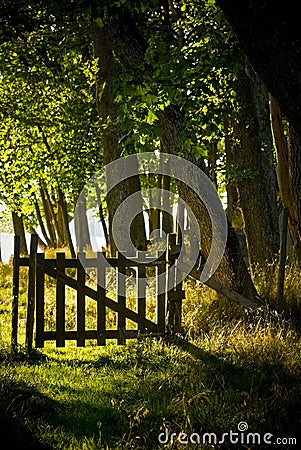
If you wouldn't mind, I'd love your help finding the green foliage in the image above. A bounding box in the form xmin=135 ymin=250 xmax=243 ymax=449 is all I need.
xmin=109 ymin=0 xmax=243 ymax=170
xmin=0 ymin=4 xmax=102 ymax=223
xmin=0 ymin=0 xmax=245 ymax=224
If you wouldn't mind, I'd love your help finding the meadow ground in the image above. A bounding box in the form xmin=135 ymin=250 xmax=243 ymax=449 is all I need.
xmin=1 ymin=261 xmax=301 ymax=449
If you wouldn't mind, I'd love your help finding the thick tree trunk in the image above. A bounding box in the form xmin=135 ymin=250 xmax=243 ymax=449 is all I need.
xmin=91 ymin=21 xmax=147 ymax=255
xmin=288 ymin=125 xmax=301 ymax=262
xmin=231 ymin=67 xmax=280 ymax=270
xmin=161 ymin=175 xmax=173 ymax=236
xmin=269 ymin=96 xmax=301 ymax=260
xmin=148 ymin=175 xmax=160 ymax=237
xmin=159 ymin=106 xmax=257 ymax=299
xmin=216 ymin=0 xmax=301 ymax=136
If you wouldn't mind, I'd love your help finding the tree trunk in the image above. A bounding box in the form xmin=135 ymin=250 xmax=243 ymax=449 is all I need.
xmin=216 ymin=0 xmax=301 ymax=136
xmin=288 ymin=124 xmax=301 ymax=262
xmin=40 ymin=185 xmax=57 ymax=247
xmin=12 ymin=211 xmax=28 ymax=256
xmin=57 ymin=190 xmax=68 ymax=247
xmin=34 ymin=199 xmax=51 ymax=247
xmin=213 ymin=0 xmax=301 ymax=266
xmin=269 ymin=95 xmax=301 ymax=260
xmin=57 ymin=186 xmax=76 ymax=258
xmin=74 ymin=190 xmax=92 ymax=252
xmin=159 ymin=106 xmax=257 ymax=299
xmin=161 ymin=174 xmax=173 ymax=236
xmin=231 ymin=66 xmax=280 ymax=270
xmin=148 ymin=175 xmax=160 ymax=238
xmin=95 ymin=185 xmax=110 ymax=249
xmin=44 ymin=187 xmax=64 ymax=248
xmin=91 ymin=21 xmax=147 ymax=255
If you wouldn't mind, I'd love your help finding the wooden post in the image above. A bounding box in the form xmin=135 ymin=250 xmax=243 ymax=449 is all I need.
xmin=25 ymin=234 xmax=38 ymax=352
xmin=77 ymin=253 xmax=86 ymax=347
xmin=156 ymin=259 xmax=166 ymax=334
xmin=97 ymin=252 xmax=106 ymax=345
xmin=174 ymin=240 xmax=185 ymax=334
xmin=12 ymin=235 xmax=21 ymax=351
xmin=277 ymin=208 xmax=288 ymax=312
xmin=176 ymin=200 xmax=185 ymax=245
xmin=137 ymin=255 xmax=147 ymax=334
xmin=56 ymin=252 xmax=66 ymax=347
xmin=35 ymin=253 xmax=45 ymax=348
xmin=117 ymin=252 xmax=126 ymax=344
xmin=166 ymin=234 xmax=176 ymax=334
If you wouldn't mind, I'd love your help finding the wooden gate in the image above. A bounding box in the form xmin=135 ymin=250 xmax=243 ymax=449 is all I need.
xmin=12 ymin=234 xmax=185 ymax=350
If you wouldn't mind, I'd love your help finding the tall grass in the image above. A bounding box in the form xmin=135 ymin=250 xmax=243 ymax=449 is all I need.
xmin=1 ymin=259 xmax=301 ymax=449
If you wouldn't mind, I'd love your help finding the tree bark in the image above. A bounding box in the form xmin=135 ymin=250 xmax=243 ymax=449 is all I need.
xmin=34 ymin=199 xmax=51 ymax=247
xmin=230 ymin=67 xmax=280 ymax=270
xmin=91 ymin=21 xmax=147 ymax=255
xmin=159 ymin=106 xmax=257 ymax=299
xmin=147 ymin=174 xmax=160 ymax=237
xmin=40 ymin=185 xmax=57 ymax=248
xmin=216 ymin=0 xmax=301 ymax=136
xmin=99 ymin=199 xmax=110 ymax=250
xmin=269 ymin=95 xmax=301 ymax=260
xmin=288 ymin=124 xmax=301 ymax=262
xmin=57 ymin=186 xmax=76 ymax=258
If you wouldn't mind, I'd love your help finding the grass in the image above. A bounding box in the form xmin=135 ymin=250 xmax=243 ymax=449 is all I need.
xmin=1 ymin=260 xmax=301 ymax=449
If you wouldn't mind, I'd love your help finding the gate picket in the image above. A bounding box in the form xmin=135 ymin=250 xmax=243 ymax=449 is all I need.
xmin=117 ymin=252 xmax=126 ymax=345
xmin=36 ymin=253 xmax=45 ymax=348
xmin=77 ymin=253 xmax=86 ymax=347
xmin=56 ymin=253 xmax=66 ymax=347
xmin=97 ymin=252 xmax=106 ymax=345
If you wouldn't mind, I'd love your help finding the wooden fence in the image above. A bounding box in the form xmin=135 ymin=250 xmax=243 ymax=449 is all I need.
xmin=12 ymin=234 xmax=185 ymax=350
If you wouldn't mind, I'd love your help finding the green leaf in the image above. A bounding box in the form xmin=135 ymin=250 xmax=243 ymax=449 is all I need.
xmin=146 ymin=110 xmax=158 ymax=124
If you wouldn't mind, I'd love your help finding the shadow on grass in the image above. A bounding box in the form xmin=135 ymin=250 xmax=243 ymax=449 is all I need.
xmin=1 ymin=338 xmax=301 ymax=449
xmin=0 ymin=377 xmax=55 ymax=450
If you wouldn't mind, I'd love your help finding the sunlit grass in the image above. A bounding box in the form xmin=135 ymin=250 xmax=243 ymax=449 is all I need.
xmin=1 ymin=260 xmax=301 ymax=448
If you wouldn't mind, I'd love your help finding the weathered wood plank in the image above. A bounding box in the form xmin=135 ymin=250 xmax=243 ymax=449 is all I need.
xmin=77 ymin=253 xmax=86 ymax=347
xmin=56 ymin=253 xmax=66 ymax=347
xmin=97 ymin=252 xmax=106 ymax=345
xmin=12 ymin=235 xmax=21 ymax=350
xmin=137 ymin=257 xmax=146 ymax=334
xmin=25 ymin=234 xmax=38 ymax=352
xmin=156 ymin=261 xmax=166 ymax=334
xmin=117 ymin=252 xmax=126 ymax=344
xmin=35 ymin=253 xmax=45 ymax=348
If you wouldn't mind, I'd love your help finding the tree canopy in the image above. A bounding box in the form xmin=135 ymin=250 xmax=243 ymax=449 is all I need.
xmin=0 ymin=0 xmax=300 ymax=304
